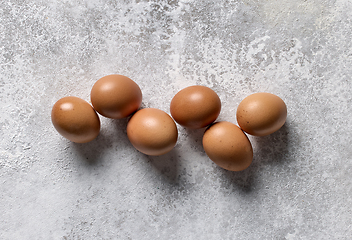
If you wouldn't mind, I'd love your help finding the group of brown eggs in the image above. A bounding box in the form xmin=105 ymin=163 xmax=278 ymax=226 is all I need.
xmin=51 ymin=74 xmax=287 ymax=172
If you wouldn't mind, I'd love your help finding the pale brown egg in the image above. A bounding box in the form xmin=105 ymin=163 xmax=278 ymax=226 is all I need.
xmin=51 ymin=96 xmax=100 ymax=143
xmin=127 ymin=108 xmax=178 ymax=156
xmin=236 ymin=92 xmax=287 ymax=136
xmin=90 ymin=74 xmax=142 ymax=119
xmin=170 ymin=85 xmax=221 ymax=129
xmin=202 ymin=121 xmax=253 ymax=171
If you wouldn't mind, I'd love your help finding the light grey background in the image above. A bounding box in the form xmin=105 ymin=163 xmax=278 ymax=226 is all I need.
xmin=1 ymin=0 xmax=351 ymax=239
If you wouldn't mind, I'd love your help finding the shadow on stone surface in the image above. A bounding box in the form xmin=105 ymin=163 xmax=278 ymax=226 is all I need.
xmin=70 ymin=118 xmax=129 ymax=165
xmin=218 ymin=165 xmax=258 ymax=193
xmin=70 ymin=136 xmax=107 ymax=166
xmin=112 ymin=117 xmax=130 ymax=145
xmin=215 ymin=123 xmax=291 ymax=193
xmin=144 ymin=148 xmax=180 ymax=186
xmin=252 ymin=123 xmax=290 ymax=166
xmin=184 ymin=127 xmax=206 ymax=153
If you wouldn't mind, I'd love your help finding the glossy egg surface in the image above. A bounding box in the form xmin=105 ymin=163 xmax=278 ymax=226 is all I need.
xmin=170 ymin=85 xmax=221 ymax=129
xmin=236 ymin=92 xmax=287 ymax=136
xmin=51 ymin=96 xmax=100 ymax=143
xmin=91 ymin=74 xmax=142 ymax=119
xmin=127 ymin=108 xmax=178 ymax=156
xmin=203 ymin=121 xmax=253 ymax=171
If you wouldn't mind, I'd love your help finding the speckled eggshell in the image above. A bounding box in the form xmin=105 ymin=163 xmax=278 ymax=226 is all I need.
xmin=170 ymin=85 xmax=221 ymax=129
xmin=236 ymin=92 xmax=287 ymax=136
xmin=127 ymin=108 xmax=178 ymax=156
xmin=202 ymin=121 xmax=253 ymax=171
xmin=51 ymin=96 xmax=101 ymax=143
xmin=91 ymin=74 xmax=142 ymax=119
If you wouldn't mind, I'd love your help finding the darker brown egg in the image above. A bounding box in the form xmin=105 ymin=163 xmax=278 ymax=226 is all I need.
xmin=51 ymin=96 xmax=100 ymax=143
xmin=170 ymin=85 xmax=221 ymax=129
xmin=236 ymin=92 xmax=287 ymax=136
xmin=202 ymin=121 xmax=253 ymax=171
xmin=91 ymin=74 xmax=142 ymax=119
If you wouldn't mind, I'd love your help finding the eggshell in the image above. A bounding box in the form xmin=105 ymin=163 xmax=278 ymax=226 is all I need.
xmin=127 ymin=108 xmax=178 ymax=156
xmin=91 ymin=74 xmax=142 ymax=119
xmin=202 ymin=121 xmax=253 ymax=171
xmin=51 ymin=96 xmax=100 ymax=143
xmin=236 ymin=92 xmax=287 ymax=136
xmin=170 ymin=85 xmax=221 ymax=129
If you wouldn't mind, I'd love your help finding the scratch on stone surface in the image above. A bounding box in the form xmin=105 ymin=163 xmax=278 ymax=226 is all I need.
xmin=133 ymin=172 xmax=148 ymax=190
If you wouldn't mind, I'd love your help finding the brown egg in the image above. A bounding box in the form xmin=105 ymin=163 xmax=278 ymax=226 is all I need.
xmin=202 ymin=121 xmax=253 ymax=171
xmin=90 ymin=74 xmax=142 ymax=119
xmin=236 ymin=92 xmax=287 ymax=136
xmin=170 ymin=85 xmax=221 ymax=129
xmin=127 ymin=108 xmax=178 ymax=156
xmin=51 ymin=96 xmax=100 ymax=143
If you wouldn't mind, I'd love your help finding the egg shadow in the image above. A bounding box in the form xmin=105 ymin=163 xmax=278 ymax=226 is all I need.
xmin=251 ymin=123 xmax=290 ymax=166
xmin=218 ymin=124 xmax=291 ymax=192
xmin=182 ymin=123 xmax=258 ymax=193
xmin=112 ymin=117 xmax=130 ymax=144
xmin=141 ymin=148 xmax=181 ymax=186
xmin=183 ymin=127 xmax=207 ymax=153
xmin=217 ymin=163 xmax=258 ymax=194
xmin=70 ymin=131 xmax=112 ymax=166
xmin=70 ymin=117 xmax=130 ymax=166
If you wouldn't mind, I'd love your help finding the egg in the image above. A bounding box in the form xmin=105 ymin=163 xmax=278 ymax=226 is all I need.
xmin=127 ymin=108 xmax=178 ymax=156
xmin=202 ymin=121 xmax=253 ymax=171
xmin=90 ymin=74 xmax=142 ymax=119
xmin=236 ymin=92 xmax=287 ymax=136
xmin=170 ymin=85 xmax=221 ymax=129
xmin=51 ymin=96 xmax=100 ymax=143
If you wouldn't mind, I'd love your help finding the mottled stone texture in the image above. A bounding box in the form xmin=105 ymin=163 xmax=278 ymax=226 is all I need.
xmin=1 ymin=0 xmax=351 ymax=239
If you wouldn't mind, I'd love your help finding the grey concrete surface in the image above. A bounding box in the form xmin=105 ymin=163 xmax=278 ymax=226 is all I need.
xmin=1 ymin=0 xmax=351 ymax=239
